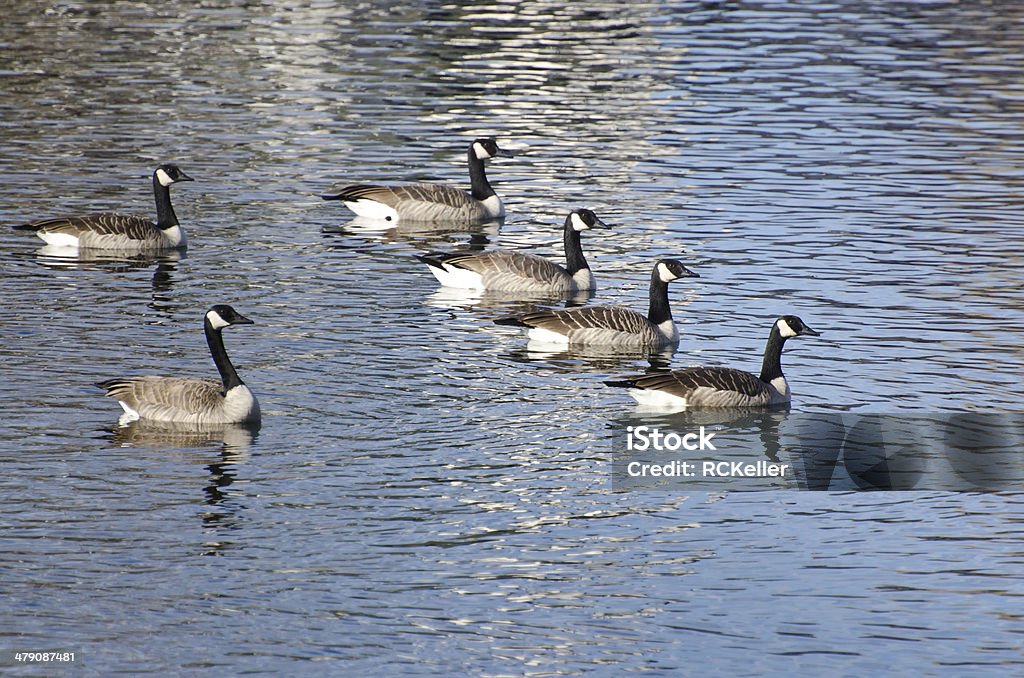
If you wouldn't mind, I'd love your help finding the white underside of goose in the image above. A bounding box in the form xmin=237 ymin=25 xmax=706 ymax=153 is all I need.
xmin=526 ymin=327 xmax=573 ymax=345
xmin=628 ymin=388 xmax=692 ymax=411
xmin=36 ymin=224 xmax=185 ymax=250
xmin=37 ymin=231 xmax=81 ymax=248
xmin=628 ymin=376 xmax=791 ymax=410
xmin=115 ymin=383 xmax=259 ymax=425
xmin=344 ymin=199 xmax=400 ymax=221
xmin=427 ymin=263 xmax=485 ymax=289
xmin=117 ymin=401 xmax=142 ymax=422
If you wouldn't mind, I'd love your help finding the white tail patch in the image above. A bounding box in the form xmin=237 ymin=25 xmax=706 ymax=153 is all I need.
xmin=628 ymin=387 xmax=689 ymax=411
xmin=117 ymin=401 xmax=141 ymax=422
xmin=570 ymin=212 xmax=588 ymax=231
xmin=344 ymin=198 xmax=400 ymax=222
xmin=427 ymin=263 xmax=485 ymax=289
xmin=37 ymin=231 xmax=81 ymax=248
xmin=526 ymin=327 xmax=571 ymax=345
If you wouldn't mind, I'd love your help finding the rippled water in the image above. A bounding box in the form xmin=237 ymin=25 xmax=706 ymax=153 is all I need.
xmin=2 ymin=1 xmax=1023 ymax=675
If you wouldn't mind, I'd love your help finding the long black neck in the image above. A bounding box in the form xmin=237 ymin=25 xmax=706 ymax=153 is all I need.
xmin=758 ymin=325 xmax=788 ymax=383
xmin=153 ymin=174 xmax=179 ymax=230
xmin=647 ymin=269 xmax=673 ymax=325
xmin=562 ymin=218 xmax=589 ymax=275
xmin=467 ymin=146 xmax=495 ymax=201
xmin=205 ymin=320 xmax=245 ymax=391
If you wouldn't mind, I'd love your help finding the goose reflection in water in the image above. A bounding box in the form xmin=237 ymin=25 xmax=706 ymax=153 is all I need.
xmin=331 ymin=215 xmax=503 ymax=239
xmin=107 ymin=419 xmax=261 ymax=554
xmin=31 ymin=245 xmax=185 ymax=311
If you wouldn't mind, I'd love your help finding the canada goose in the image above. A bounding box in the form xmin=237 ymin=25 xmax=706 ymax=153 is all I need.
xmin=97 ymin=305 xmax=260 ymax=425
xmin=14 ymin=164 xmax=194 ymax=250
xmin=321 ymin=138 xmax=513 ymax=223
xmin=417 ymin=208 xmax=607 ymax=293
xmin=605 ymin=315 xmax=821 ymax=409
xmin=494 ymin=259 xmax=699 ymax=347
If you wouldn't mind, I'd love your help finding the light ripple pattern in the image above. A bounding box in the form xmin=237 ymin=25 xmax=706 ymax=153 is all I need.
xmin=0 ymin=1 xmax=1023 ymax=675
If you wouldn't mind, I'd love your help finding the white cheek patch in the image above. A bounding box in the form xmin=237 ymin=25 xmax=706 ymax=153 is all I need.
xmin=472 ymin=142 xmax=492 ymax=160
xmin=777 ymin=318 xmax=798 ymax=338
xmin=570 ymin=212 xmax=588 ymax=231
xmin=206 ymin=310 xmax=230 ymax=329
xmin=155 ymin=168 xmax=174 ymax=186
xmin=657 ymin=262 xmax=676 ymax=282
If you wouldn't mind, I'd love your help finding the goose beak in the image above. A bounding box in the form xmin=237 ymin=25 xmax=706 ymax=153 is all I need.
xmin=592 ymin=216 xmax=610 ymax=229
xmin=233 ymin=314 xmax=255 ymax=326
xmin=177 ymin=171 xmax=194 ymax=182
xmin=494 ymin=147 xmax=515 ymax=159
xmin=801 ymin=325 xmax=821 ymax=336
xmin=681 ymin=266 xmax=700 ymax=279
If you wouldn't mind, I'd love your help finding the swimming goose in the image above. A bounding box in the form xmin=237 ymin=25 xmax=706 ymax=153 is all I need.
xmin=321 ymin=138 xmax=513 ymax=223
xmin=494 ymin=259 xmax=699 ymax=347
xmin=14 ymin=164 xmax=193 ymax=250
xmin=605 ymin=315 xmax=821 ymax=409
xmin=417 ymin=208 xmax=607 ymax=293
xmin=97 ymin=305 xmax=260 ymax=425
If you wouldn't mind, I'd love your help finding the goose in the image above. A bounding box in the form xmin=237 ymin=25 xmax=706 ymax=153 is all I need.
xmin=97 ymin=305 xmax=260 ymax=425
xmin=605 ymin=315 xmax=821 ymax=409
xmin=494 ymin=259 xmax=699 ymax=347
xmin=321 ymin=138 xmax=513 ymax=223
xmin=416 ymin=208 xmax=607 ymax=293
xmin=14 ymin=164 xmax=194 ymax=250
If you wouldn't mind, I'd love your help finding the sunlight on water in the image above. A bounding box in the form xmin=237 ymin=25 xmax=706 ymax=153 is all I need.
xmin=1 ymin=1 xmax=1023 ymax=674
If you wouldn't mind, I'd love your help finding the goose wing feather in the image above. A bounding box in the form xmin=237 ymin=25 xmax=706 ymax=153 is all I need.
xmin=99 ymin=376 xmax=227 ymax=421
xmin=22 ymin=213 xmax=158 ymax=238
xmin=520 ymin=305 xmax=651 ymax=333
xmin=446 ymin=251 xmax=571 ymax=289
xmin=335 ymin=183 xmax=483 ymax=221
xmin=630 ymin=367 xmax=772 ymax=405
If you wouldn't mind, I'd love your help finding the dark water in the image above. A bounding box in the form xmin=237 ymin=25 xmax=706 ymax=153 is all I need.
xmin=1 ymin=1 xmax=1023 ymax=675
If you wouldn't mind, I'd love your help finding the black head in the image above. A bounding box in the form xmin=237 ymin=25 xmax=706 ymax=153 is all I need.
xmin=154 ymin=164 xmax=194 ymax=186
xmin=206 ymin=304 xmax=254 ymax=330
xmin=472 ymin=138 xmax=514 ymax=160
xmin=776 ymin=315 xmax=820 ymax=338
xmin=567 ymin=208 xmax=608 ymax=232
xmin=655 ymin=258 xmax=700 ymax=282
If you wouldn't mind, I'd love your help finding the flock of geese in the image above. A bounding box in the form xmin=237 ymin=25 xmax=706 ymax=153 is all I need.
xmin=13 ymin=138 xmax=821 ymax=425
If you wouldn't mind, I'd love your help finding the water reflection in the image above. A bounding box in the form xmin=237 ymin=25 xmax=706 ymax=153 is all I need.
xmin=106 ymin=419 xmax=259 ymax=456
xmin=504 ymin=342 xmax=676 ymax=371
xmin=25 ymin=246 xmax=185 ymax=312
xmin=322 ymin=217 xmax=502 ymax=249
xmin=106 ymin=419 xmax=259 ymax=553
xmin=610 ymin=408 xmax=849 ymax=491
xmin=32 ymin=244 xmax=184 ymax=270
xmin=611 ymin=410 xmax=1024 ymax=492
xmin=425 ymin=285 xmax=593 ymax=312
xmin=4 ymin=0 xmax=1024 ymax=672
